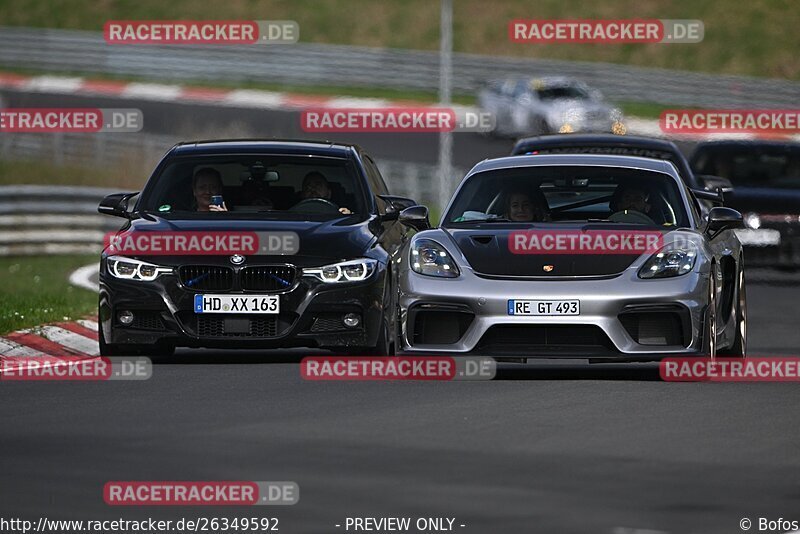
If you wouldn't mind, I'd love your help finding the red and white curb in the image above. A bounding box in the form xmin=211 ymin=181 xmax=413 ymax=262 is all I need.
xmin=0 ymin=318 xmax=100 ymax=374
xmin=0 ymin=263 xmax=101 ymax=373
xmin=0 ymin=71 xmax=457 ymax=112
xmin=1 ymin=71 xmax=792 ymax=140
xmin=0 ymin=71 xmax=668 ymax=135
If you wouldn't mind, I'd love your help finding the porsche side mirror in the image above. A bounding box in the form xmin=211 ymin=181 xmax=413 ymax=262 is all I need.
xmin=707 ymin=206 xmax=744 ymax=233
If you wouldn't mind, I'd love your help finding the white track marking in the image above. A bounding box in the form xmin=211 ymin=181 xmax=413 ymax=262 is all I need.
xmin=325 ymin=97 xmax=391 ymax=108
xmin=77 ymin=319 xmax=99 ymax=332
xmin=122 ymin=83 xmax=182 ymax=101
xmin=0 ymin=338 xmax=46 ymax=358
xmin=23 ymin=75 xmax=83 ymax=93
xmin=223 ymin=89 xmax=285 ymax=108
xmin=37 ymin=326 xmax=99 ymax=356
xmin=69 ymin=263 xmax=100 ymax=293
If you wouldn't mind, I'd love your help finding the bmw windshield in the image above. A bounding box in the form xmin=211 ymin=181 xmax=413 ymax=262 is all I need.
xmin=139 ymin=155 xmax=367 ymax=219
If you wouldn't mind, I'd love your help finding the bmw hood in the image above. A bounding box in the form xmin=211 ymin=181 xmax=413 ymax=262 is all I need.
xmin=106 ymin=215 xmax=377 ymax=266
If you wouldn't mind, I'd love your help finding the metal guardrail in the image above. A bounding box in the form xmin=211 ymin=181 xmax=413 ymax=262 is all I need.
xmin=0 ymin=185 xmax=120 ymax=255
xmin=0 ymin=26 xmax=799 ymax=107
xmin=0 ymin=135 xmax=456 ymax=255
xmin=0 ymin=131 xmax=456 ymax=207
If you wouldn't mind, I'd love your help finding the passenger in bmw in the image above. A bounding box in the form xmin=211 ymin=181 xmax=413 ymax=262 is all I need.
xmin=192 ymin=167 xmax=228 ymax=212
xmin=299 ymin=171 xmax=352 ymax=214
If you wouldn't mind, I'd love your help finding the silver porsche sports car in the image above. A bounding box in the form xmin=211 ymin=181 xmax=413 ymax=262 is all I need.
xmin=478 ymin=76 xmax=625 ymax=137
xmin=396 ymin=154 xmax=747 ymax=361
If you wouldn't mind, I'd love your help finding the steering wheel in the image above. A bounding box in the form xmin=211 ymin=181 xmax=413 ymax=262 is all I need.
xmin=288 ymin=197 xmax=340 ymax=214
xmin=608 ymin=209 xmax=656 ymax=225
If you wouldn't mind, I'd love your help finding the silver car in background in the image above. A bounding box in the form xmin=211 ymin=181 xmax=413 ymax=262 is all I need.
xmin=478 ymin=76 xmax=626 ymax=137
xmin=397 ymin=154 xmax=746 ymax=361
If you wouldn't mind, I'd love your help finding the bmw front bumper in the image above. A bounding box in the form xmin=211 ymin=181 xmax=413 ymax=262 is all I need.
xmin=99 ymin=261 xmax=389 ymax=351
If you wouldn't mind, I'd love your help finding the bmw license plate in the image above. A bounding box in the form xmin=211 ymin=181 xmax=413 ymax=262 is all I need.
xmin=194 ymin=294 xmax=280 ymax=314
xmin=508 ymin=300 xmax=580 ymax=316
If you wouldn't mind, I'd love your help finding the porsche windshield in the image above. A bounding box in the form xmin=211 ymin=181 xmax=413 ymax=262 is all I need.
xmin=445 ymin=165 xmax=689 ymax=227
xmin=140 ymin=155 xmax=366 ymax=218
xmin=537 ymin=85 xmax=591 ymax=100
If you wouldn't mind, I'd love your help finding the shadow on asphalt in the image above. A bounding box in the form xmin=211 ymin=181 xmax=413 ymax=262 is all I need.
xmin=151 ymin=351 xmax=665 ymax=381
xmin=152 ymin=348 xmax=319 ymax=365
xmin=494 ymin=363 xmax=663 ymax=381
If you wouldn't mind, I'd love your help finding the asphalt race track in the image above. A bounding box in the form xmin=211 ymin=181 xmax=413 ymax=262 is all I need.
xmin=2 ymin=282 xmax=800 ymax=533
xmin=2 ymin=90 xmax=800 ymax=534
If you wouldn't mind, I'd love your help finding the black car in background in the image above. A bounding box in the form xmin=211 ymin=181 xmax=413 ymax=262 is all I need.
xmin=691 ymin=140 xmax=800 ymax=267
xmin=97 ymin=140 xmax=425 ymax=357
xmin=510 ymin=134 xmax=732 ymax=207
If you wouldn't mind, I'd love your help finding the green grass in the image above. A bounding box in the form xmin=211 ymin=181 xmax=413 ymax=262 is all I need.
xmin=0 ymin=158 xmax=147 ymax=189
xmin=617 ymin=101 xmax=675 ymax=120
xmin=0 ymin=0 xmax=797 ymax=80
xmin=0 ymin=255 xmax=98 ymax=334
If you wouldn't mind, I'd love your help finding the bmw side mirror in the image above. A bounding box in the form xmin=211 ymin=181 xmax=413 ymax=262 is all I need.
xmin=98 ymin=192 xmax=139 ymax=218
xmin=707 ymin=207 xmax=743 ymax=233
xmin=379 ymin=195 xmax=418 ymax=222
xmin=399 ymin=205 xmax=431 ymax=231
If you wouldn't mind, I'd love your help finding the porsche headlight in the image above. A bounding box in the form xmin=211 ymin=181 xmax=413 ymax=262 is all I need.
xmin=107 ymin=255 xmax=172 ymax=281
xmin=303 ymin=259 xmax=378 ymax=283
xmin=411 ymin=239 xmax=459 ymax=278
xmin=638 ymin=243 xmax=698 ymax=279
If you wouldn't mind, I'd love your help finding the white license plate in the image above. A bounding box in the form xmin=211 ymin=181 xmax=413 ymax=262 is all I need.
xmin=194 ymin=294 xmax=279 ymax=314
xmin=507 ymin=300 xmax=580 ymax=316
xmin=735 ymin=229 xmax=781 ymax=246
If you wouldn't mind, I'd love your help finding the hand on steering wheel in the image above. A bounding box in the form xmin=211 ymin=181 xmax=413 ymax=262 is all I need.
xmin=289 ymin=197 xmax=342 ymax=214
xmin=608 ymin=209 xmax=656 ymax=225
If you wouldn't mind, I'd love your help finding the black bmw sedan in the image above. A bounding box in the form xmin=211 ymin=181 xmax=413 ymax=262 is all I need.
xmin=97 ymin=140 xmax=424 ymax=357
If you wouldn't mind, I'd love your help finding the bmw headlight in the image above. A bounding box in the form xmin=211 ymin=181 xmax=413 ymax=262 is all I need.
xmin=303 ymin=259 xmax=378 ymax=283
xmin=411 ymin=239 xmax=459 ymax=278
xmin=638 ymin=243 xmax=698 ymax=279
xmin=107 ymin=255 xmax=172 ymax=281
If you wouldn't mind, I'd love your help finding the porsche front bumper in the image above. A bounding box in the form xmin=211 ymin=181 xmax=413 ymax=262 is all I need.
xmin=398 ymin=265 xmax=711 ymax=361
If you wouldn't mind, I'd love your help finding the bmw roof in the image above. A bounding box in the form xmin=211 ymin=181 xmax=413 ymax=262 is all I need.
xmin=168 ymin=139 xmax=359 ymax=157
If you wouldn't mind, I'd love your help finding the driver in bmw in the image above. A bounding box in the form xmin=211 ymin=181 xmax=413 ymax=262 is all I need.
xmin=299 ymin=171 xmax=352 ymax=214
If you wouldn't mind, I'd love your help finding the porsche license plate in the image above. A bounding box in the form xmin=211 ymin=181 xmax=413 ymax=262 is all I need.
xmin=194 ymin=294 xmax=279 ymax=314
xmin=507 ymin=300 xmax=580 ymax=316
